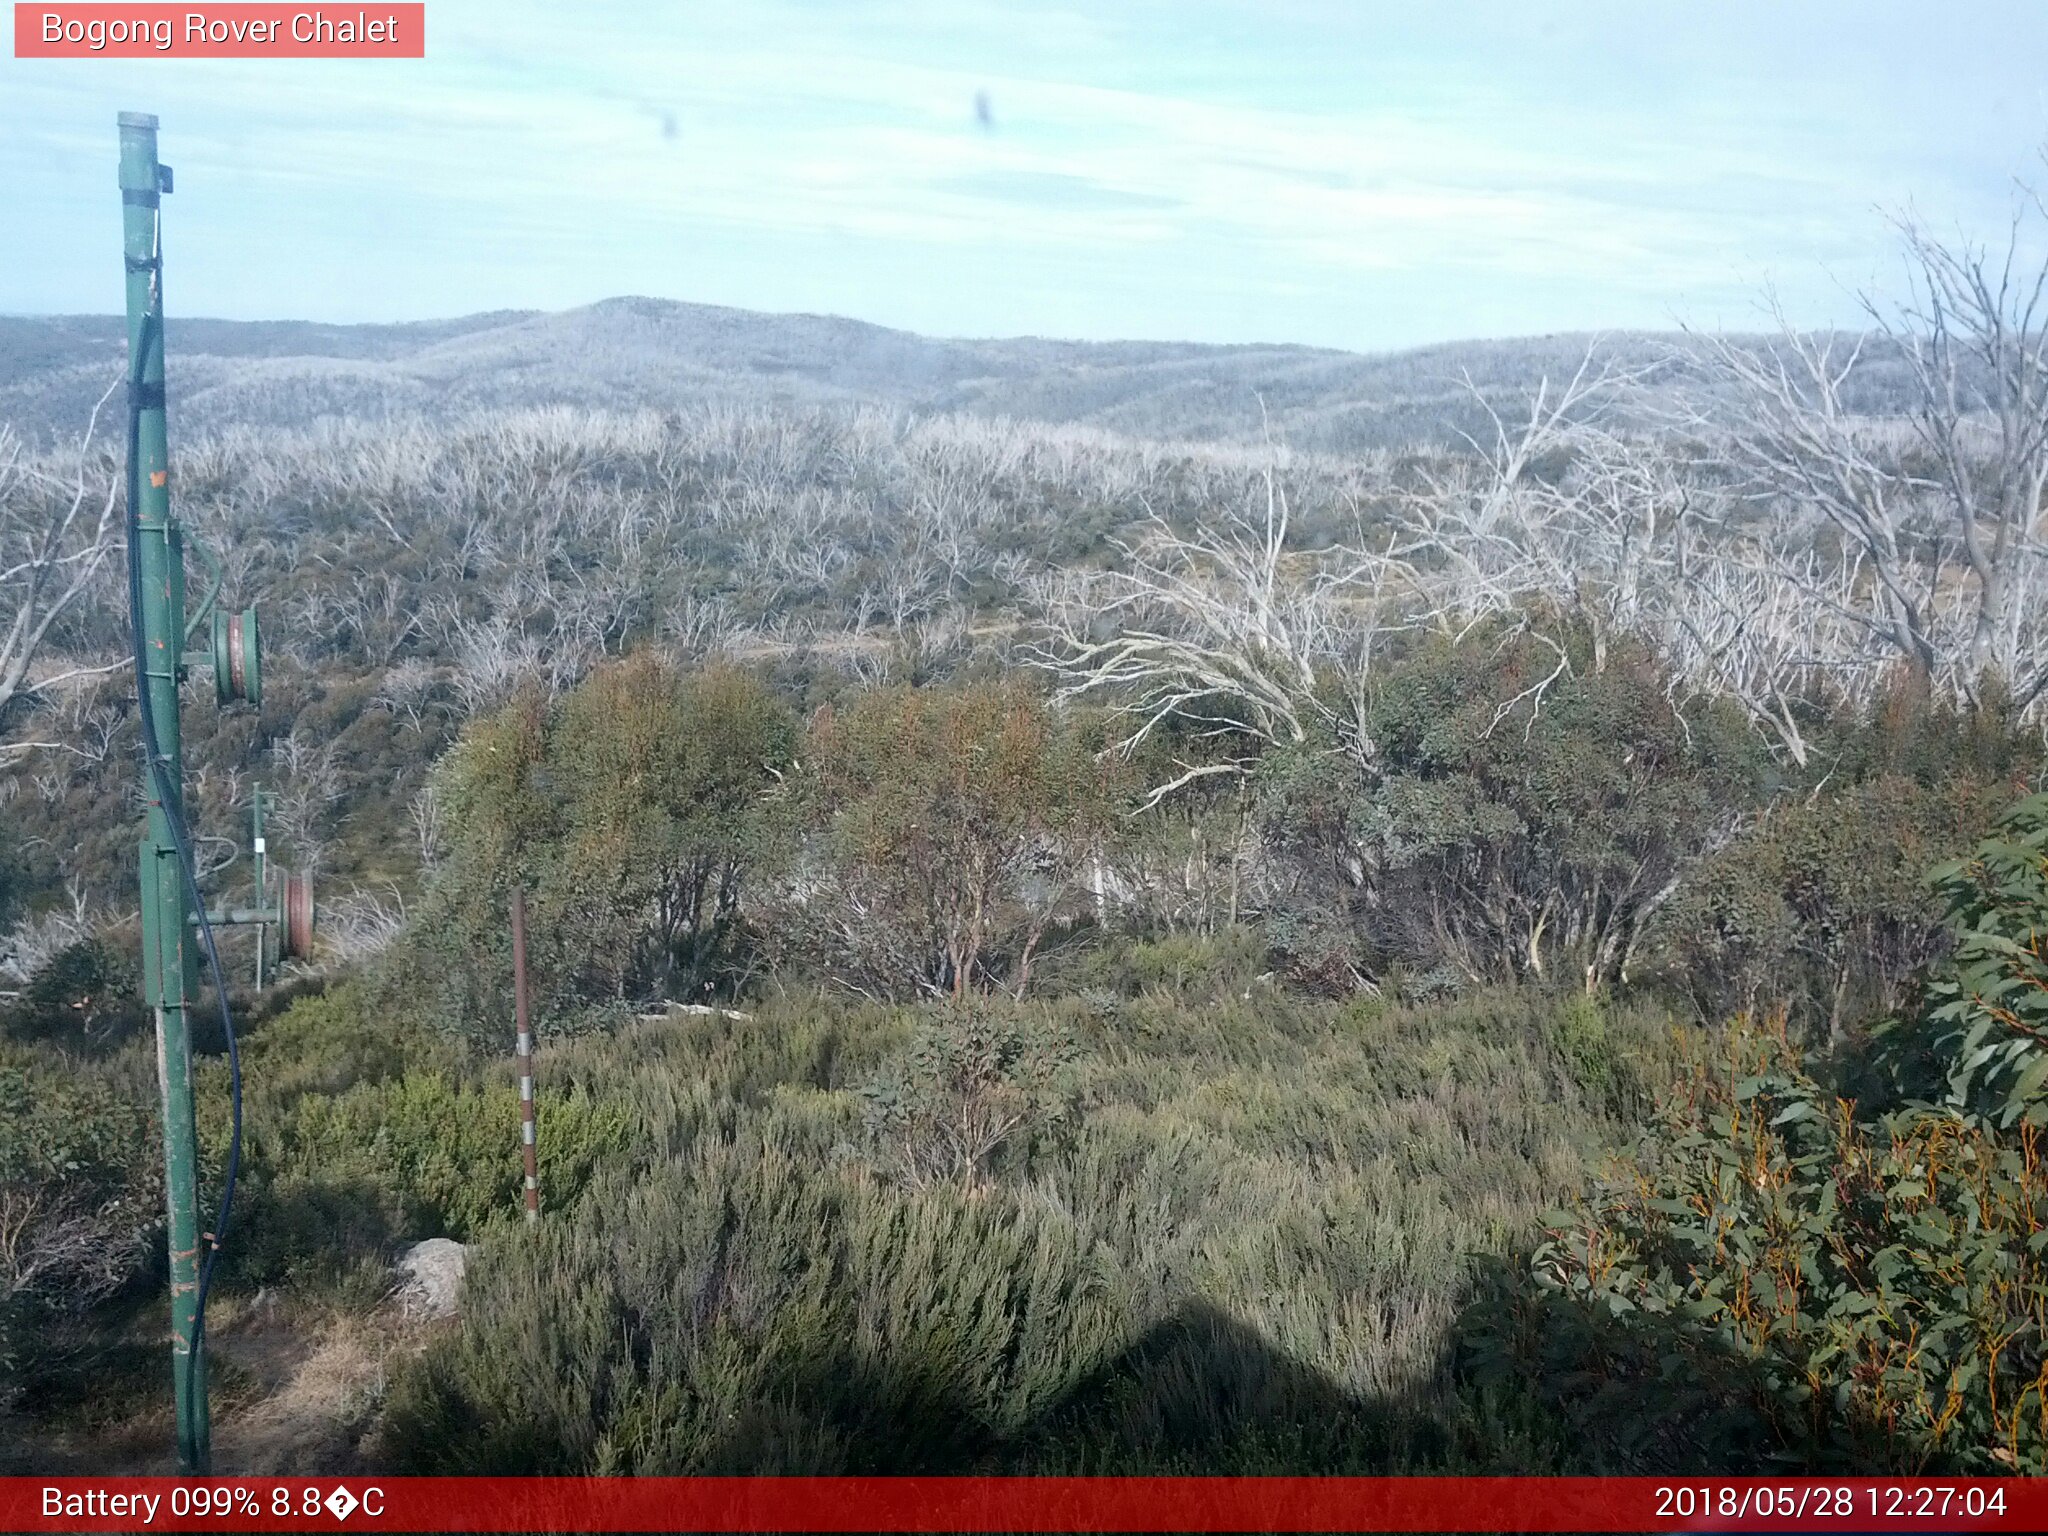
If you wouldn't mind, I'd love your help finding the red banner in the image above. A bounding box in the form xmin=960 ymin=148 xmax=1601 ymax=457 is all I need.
xmin=1 ymin=1476 xmax=2040 ymax=1532
xmin=12 ymin=5 xmax=424 ymax=58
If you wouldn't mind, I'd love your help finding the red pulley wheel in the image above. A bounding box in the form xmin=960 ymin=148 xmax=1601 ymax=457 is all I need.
xmin=281 ymin=871 xmax=315 ymax=960
xmin=225 ymin=611 xmax=246 ymax=699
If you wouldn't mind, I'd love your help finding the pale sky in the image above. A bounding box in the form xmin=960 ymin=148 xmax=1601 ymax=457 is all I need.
xmin=4 ymin=0 xmax=2046 ymax=350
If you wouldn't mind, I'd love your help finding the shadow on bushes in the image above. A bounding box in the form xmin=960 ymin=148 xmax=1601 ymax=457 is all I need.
xmin=1010 ymin=1300 xmax=1451 ymax=1474
xmin=682 ymin=1299 xmax=1441 ymax=1475
xmin=0 ymin=937 xmax=148 ymax=1055
xmin=677 ymin=1286 xmax=1773 ymax=1475
xmin=680 ymin=1269 xmax=1800 ymax=1476
xmin=223 ymin=1175 xmax=401 ymax=1294
xmin=1452 ymin=1255 xmax=1777 ymax=1473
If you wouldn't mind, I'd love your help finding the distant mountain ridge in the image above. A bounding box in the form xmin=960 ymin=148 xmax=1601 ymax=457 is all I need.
xmin=0 ymin=297 xmax=1873 ymax=452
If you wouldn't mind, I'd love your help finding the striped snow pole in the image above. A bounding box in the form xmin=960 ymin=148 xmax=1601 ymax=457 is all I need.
xmin=512 ymin=885 xmax=538 ymax=1222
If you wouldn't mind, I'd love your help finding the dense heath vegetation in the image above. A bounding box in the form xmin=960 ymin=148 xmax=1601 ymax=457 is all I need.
xmin=7 ymin=207 xmax=2048 ymax=1473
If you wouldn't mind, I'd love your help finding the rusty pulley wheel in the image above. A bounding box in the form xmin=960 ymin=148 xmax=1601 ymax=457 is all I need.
xmin=211 ymin=605 xmax=262 ymax=706
xmin=280 ymin=870 xmax=315 ymax=960
xmin=226 ymin=610 xmax=246 ymax=699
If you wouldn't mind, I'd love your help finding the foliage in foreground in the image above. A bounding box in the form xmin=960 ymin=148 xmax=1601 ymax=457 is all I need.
xmin=1510 ymin=795 xmax=2048 ymax=1471
xmin=0 ymin=973 xmax=639 ymax=1420
xmin=195 ymin=983 xmax=637 ymax=1289
xmin=5 ymin=641 xmax=2041 ymax=1469
xmin=380 ymin=971 xmax=1678 ymax=1473
xmin=0 ymin=1037 xmax=160 ymax=1414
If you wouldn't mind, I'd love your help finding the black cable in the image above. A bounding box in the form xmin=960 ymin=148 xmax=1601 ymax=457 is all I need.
xmin=124 ymin=228 xmax=241 ymax=1365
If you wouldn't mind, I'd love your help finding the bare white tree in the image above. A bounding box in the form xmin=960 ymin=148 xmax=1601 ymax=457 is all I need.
xmin=1881 ymin=207 xmax=2048 ymax=710
xmin=1032 ymin=463 xmax=1407 ymax=806
xmin=374 ymin=656 xmax=448 ymax=732
xmin=658 ymin=591 xmax=743 ymax=659
xmin=1691 ymin=316 xmax=1945 ymax=678
xmin=1691 ymin=199 xmax=2048 ymax=723
xmin=1659 ymin=531 xmax=1877 ymax=766
xmin=0 ymin=383 xmax=125 ymax=753
xmin=334 ymin=569 xmax=424 ymax=666
xmin=1032 ymin=353 xmax=1628 ymax=804
xmin=0 ymin=876 xmax=100 ymax=995
xmin=269 ymin=728 xmax=343 ymax=874
xmin=320 ymin=882 xmax=408 ymax=962
xmin=409 ymin=782 xmax=446 ymax=871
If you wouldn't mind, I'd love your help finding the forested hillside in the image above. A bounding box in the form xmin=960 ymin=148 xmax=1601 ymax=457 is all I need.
xmin=4 ymin=204 xmax=2048 ymax=1476
xmin=0 ymin=301 xmax=1923 ymax=454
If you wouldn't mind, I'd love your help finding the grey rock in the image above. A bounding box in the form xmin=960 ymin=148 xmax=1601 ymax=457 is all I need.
xmin=391 ymin=1237 xmax=467 ymax=1320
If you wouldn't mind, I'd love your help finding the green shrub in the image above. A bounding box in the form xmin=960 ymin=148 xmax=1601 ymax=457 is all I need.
xmin=243 ymin=1069 xmax=633 ymax=1242
xmin=398 ymin=657 xmax=796 ymax=1037
xmin=237 ymin=981 xmax=448 ymax=1105
xmin=1509 ymin=793 xmax=2048 ymax=1472
xmin=225 ymin=1175 xmax=401 ymax=1292
xmin=858 ymin=1003 xmax=1079 ymax=1190
xmin=1644 ymin=775 xmax=2008 ymax=1045
xmin=0 ymin=937 xmax=145 ymax=1050
xmin=0 ymin=1040 xmax=160 ymax=1411
xmin=791 ymin=681 xmax=1125 ymax=999
xmin=1257 ymin=624 xmax=1766 ymax=993
xmin=1056 ymin=926 xmax=1266 ymax=1001
xmin=381 ymin=984 xmax=1681 ymax=1474
xmin=543 ymin=657 xmax=798 ymax=1002
xmin=1549 ymin=990 xmax=1617 ymax=1105
xmin=192 ymin=983 xmax=635 ymax=1290
xmin=1915 ymin=791 xmax=2048 ymax=1126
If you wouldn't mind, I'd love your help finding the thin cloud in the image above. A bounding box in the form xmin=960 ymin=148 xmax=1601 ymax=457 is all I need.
xmin=3 ymin=0 xmax=2043 ymax=349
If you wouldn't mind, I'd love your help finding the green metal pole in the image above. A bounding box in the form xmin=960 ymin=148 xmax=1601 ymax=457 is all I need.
xmin=119 ymin=109 xmax=210 ymax=1476
xmin=252 ymin=785 xmax=268 ymax=990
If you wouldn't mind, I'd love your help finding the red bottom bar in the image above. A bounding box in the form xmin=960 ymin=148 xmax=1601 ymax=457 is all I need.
xmin=4 ymin=1476 xmax=2037 ymax=1533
